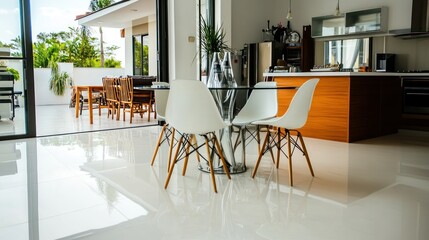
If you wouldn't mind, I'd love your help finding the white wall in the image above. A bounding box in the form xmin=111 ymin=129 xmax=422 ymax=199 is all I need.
xmin=167 ymin=0 xmax=197 ymax=81
xmin=148 ymin=20 xmax=158 ymax=76
xmin=124 ymin=26 xmax=133 ymax=75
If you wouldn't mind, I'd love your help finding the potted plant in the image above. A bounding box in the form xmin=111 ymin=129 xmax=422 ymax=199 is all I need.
xmin=6 ymin=67 xmax=20 ymax=81
xmin=200 ymin=16 xmax=231 ymax=59
xmin=49 ymin=61 xmax=71 ymax=96
xmin=199 ymin=16 xmax=231 ymax=85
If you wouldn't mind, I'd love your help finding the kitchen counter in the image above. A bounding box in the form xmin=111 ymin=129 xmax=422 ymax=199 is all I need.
xmin=268 ymin=73 xmax=402 ymax=142
xmin=264 ymin=72 xmax=429 ymax=77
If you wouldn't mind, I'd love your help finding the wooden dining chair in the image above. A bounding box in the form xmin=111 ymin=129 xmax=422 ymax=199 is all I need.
xmin=118 ymin=77 xmax=153 ymax=123
xmin=102 ymin=77 xmax=120 ymax=120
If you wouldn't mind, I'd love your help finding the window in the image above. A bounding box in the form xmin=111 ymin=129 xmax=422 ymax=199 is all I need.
xmin=324 ymin=37 xmax=372 ymax=70
xmin=133 ymin=34 xmax=149 ymax=75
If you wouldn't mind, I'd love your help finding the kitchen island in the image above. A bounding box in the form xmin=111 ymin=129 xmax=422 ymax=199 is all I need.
xmin=264 ymin=72 xmax=407 ymax=142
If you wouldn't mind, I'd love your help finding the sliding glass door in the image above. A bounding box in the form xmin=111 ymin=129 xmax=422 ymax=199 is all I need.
xmin=0 ymin=0 xmax=35 ymax=140
xmin=133 ymin=34 xmax=149 ymax=76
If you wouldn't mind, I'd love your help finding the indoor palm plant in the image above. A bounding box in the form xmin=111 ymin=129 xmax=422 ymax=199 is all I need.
xmin=200 ymin=16 xmax=230 ymax=59
xmin=199 ymin=16 xmax=231 ymax=86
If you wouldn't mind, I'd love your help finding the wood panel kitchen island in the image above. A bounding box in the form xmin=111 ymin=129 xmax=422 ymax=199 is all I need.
xmin=264 ymin=72 xmax=404 ymax=142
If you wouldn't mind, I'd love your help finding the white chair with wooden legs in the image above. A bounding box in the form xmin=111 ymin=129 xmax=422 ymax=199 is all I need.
xmin=251 ymin=78 xmax=320 ymax=186
xmin=150 ymin=83 xmax=173 ymax=169
xmin=232 ymin=81 xmax=278 ymax=164
xmin=164 ymin=79 xmax=231 ymax=193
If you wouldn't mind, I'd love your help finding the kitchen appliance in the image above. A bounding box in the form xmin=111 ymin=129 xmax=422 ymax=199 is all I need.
xmin=0 ymin=72 xmax=15 ymax=120
xmin=242 ymin=42 xmax=285 ymax=87
xmin=376 ymin=53 xmax=395 ymax=72
xmin=390 ymin=0 xmax=429 ymax=38
xmin=402 ymin=76 xmax=429 ymax=114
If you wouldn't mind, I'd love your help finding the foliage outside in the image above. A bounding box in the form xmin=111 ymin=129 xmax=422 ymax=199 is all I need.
xmin=6 ymin=67 xmax=20 ymax=81
xmin=89 ymin=0 xmax=116 ymax=67
xmin=48 ymin=61 xmax=71 ymax=96
xmin=33 ymin=27 xmax=121 ymax=68
xmin=133 ymin=39 xmax=149 ymax=75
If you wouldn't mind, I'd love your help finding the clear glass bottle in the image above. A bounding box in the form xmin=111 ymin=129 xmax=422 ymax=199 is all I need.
xmin=207 ymin=52 xmax=221 ymax=88
xmin=216 ymin=51 xmax=237 ymax=121
xmin=220 ymin=52 xmax=237 ymax=88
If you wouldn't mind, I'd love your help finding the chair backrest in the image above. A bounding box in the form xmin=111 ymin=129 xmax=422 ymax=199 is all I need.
xmin=102 ymin=77 xmax=119 ymax=102
xmin=277 ymin=78 xmax=319 ymax=129
xmin=118 ymin=77 xmax=133 ymax=103
xmin=154 ymin=83 xmax=170 ymax=120
xmin=233 ymin=81 xmax=278 ymax=124
xmin=165 ymin=79 xmax=226 ymax=134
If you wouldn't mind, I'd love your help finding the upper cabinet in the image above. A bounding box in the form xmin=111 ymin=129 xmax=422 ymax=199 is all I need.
xmin=312 ymin=7 xmax=388 ymax=38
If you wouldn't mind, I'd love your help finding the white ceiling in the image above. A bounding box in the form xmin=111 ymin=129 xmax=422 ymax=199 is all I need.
xmin=77 ymin=0 xmax=156 ymax=28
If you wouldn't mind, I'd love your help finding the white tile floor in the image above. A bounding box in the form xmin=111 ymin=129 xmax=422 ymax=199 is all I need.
xmin=0 ymin=126 xmax=428 ymax=240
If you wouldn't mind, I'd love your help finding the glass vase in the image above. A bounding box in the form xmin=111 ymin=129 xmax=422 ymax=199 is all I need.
xmin=207 ymin=52 xmax=222 ymax=88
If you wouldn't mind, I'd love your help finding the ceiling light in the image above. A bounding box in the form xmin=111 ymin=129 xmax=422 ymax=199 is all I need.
xmin=286 ymin=0 xmax=292 ymax=20
xmin=334 ymin=0 xmax=341 ymax=16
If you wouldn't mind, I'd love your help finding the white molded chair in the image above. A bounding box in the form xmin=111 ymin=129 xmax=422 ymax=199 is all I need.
xmin=232 ymin=81 xmax=278 ymax=162
xmin=164 ymin=79 xmax=231 ymax=193
xmin=251 ymin=78 xmax=320 ymax=186
xmin=150 ymin=83 xmax=173 ymax=168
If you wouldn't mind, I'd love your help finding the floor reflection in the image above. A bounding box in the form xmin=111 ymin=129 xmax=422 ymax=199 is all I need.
xmin=0 ymin=127 xmax=428 ymax=239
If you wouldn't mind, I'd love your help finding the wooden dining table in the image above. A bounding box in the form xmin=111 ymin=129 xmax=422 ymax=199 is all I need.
xmin=74 ymin=85 xmax=104 ymax=124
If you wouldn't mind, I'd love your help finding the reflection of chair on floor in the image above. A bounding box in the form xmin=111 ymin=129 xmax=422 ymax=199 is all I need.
xmin=118 ymin=77 xmax=153 ymax=123
xmin=0 ymin=142 xmax=21 ymax=176
xmin=251 ymin=78 xmax=319 ymax=186
xmin=164 ymin=80 xmax=231 ymax=193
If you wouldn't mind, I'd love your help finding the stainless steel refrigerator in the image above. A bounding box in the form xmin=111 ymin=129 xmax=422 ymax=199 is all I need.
xmin=241 ymin=41 xmax=286 ymax=87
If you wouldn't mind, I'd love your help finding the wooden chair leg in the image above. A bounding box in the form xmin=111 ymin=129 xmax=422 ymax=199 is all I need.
xmin=182 ymin=137 xmax=191 ymax=176
xmin=287 ymin=130 xmax=293 ymax=186
xmin=129 ymin=105 xmax=133 ymax=123
xmin=164 ymin=135 xmax=183 ymax=189
xmin=276 ymin=128 xmax=281 ymax=169
xmin=298 ymin=132 xmax=315 ymax=176
xmin=167 ymin=128 xmax=176 ymax=172
xmin=251 ymin=131 xmax=270 ymax=178
xmin=213 ymin=136 xmax=231 ymax=179
xmin=191 ymin=135 xmax=200 ymax=162
xmin=204 ymin=137 xmax=217 ymax=193
xmin=150 ymin=124 xmax=167 ymax=166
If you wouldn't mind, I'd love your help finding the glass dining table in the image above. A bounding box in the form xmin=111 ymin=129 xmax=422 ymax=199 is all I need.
xmin=146 ymin=84 xmax=297 ymax=174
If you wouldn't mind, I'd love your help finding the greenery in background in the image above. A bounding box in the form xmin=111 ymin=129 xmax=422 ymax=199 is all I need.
xmin=0 ymin=36 xmax=22 ymax=57
xmin=89 ymin=0 xmax=116 ymax=67
xmin=6 ymin=67 xmax=20 ymax=81
xmin=48 ymin=61 xmax=71 ymax=96
xmin=133 ymin=39 xmax=149 ymax=75
xmin=32 ymin=26 xmax=121 ymax=68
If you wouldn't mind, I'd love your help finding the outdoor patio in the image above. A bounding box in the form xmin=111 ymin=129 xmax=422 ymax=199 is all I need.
xmin=0 ymin=104 xmax=158 ymax=137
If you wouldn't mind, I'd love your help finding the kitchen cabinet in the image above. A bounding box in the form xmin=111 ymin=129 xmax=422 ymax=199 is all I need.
xmin=312 ymin=7 xmax=388 ymax=38
xmin=285 ymin=25 xmax=314 ymax=72
xmin=264 ymin=72 xmax=402 ymax=142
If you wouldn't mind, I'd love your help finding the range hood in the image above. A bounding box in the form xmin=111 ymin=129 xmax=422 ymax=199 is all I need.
xmin=390 ymin=0 xmax=429 ymax=38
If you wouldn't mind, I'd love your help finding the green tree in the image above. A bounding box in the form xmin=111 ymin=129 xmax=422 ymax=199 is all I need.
xmin=89 ymin=0 xmax=115 ymax=67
